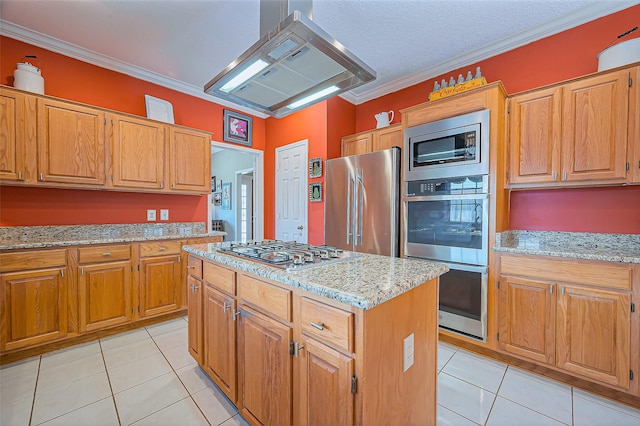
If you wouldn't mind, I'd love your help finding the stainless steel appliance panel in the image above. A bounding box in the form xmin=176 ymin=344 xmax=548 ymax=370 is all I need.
xmin=356 ymin=148 xmax=400 ymax=256
xmin=325 ymin=147 xmax=400 ymax=257
xmin=324 ymin=155 xmax=357 ymax=252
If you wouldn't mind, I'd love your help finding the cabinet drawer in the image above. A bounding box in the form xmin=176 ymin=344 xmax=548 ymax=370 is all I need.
xmin=0 ymin=249 xmax=67 ymax=273
xmin=203 ymin=262 xmax=235 ymax=294
xmin=300 ymin=297 xmax=354 ymax=353
xmin=238 ymin=274 xmax=291 ymax=323
xmin=139 ymin=240 xmax=182 ymax=257
xmin=186 ymin=255 xmax=203 ymax=279
xmin=78 ymin=245 xmax=131 ymax=264
xmin=500 ymin=255 xmax=632 ymax=290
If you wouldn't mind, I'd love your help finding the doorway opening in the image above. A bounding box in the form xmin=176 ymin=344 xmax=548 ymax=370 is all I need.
xmin=210 ymin=141 xmax=264 ymax=241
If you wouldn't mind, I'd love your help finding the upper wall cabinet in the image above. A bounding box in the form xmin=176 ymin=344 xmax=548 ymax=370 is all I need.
xmin=341 ymin=123 xmax=402 ymax=157
xmin=169 ymin=127 xmax=211 ymax=194
xmin=110 ymin=113 xmax=166 ymax=190
xmin=0 ymin=86 xmax=211 ymax=195
xmin=37 ymin=97 xmax=106 ymax=187
xmin=507 ymin=67 xmax=635 ymax=187
xmin=0 ymin=88 xmax=34 ymax=183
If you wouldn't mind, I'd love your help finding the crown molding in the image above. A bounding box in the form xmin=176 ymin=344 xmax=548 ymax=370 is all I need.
xmin=341 ymin=0 xmax=638 ymax=105
xmin=0 ymin=20 xmax=270 ymax=118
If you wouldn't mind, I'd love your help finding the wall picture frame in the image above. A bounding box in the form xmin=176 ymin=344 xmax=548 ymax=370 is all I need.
xmin=223 ymin=109 xmax=252 ymax=146
xmin=221 ymin=182 xmax=231 ymax=210
xmin=309 ymin=182 xmax=322 ymax=202
xmin=309 ymin=157 xmax=322 ymax=178
xmin=211 ymin=176 xmax=216 ymax=193
xmin=213 ymin=192 xmax=222 ymax=206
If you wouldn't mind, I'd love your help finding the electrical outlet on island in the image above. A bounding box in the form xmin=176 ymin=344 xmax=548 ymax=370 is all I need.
xmin=160 ymin=209 xmax=169 ymax=221
xmin=147 ymin=209 xmax=156 ymax=221
xmin=403 ymin=333 xmax=414 ymax=372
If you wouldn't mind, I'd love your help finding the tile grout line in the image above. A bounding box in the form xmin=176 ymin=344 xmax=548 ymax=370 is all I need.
xmin=27 ymin=356 xmax=42 ymax=426
xmin=99 ymin=339 xmax=123 ymax=426
xmin=480 ymin=362 xmax=509 ymax=425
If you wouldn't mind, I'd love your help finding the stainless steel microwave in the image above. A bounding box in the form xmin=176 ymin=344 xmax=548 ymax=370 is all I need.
xmin=404 ymin=109 xmax=490 ymax=180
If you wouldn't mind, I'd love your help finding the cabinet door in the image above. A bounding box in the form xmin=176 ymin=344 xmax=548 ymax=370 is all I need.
xmin=139 ymin=255 xmax=181 ymax=317
xmin=37 ymin=98 xmax=106 ymax=186
xmin=507 ymin=87 xmax=562 ymax=184
xmin=556 ymin=285 xmax=631 ymax=388
xmin=78 ymin=260 xmax=132 ymax=332
xmin=0 ymin=88 xmax=31 ymax=183
xmin=341 ymin=133 xmax=372 ymax=157
xmin=203 ymin=284 xmax=236 ymax=400
xmin=498 ymin=276 xmax=556 ymax=364
xmin=187 ymin=275 xmax=204 ymax=365
xmin=372 ymin=125 xmax=402 ymax=152
xmin=562 ymin=69 xmax=630 ymax=183
xmin=237 ymin=305 xmax=292 ymax=425
xmin=298 ymin=337 xmax=354 ymax=426
xmin=111 ymin=114 xmax=166 ymax=190
xmin=1 ymin=267 xmax=67 ymax=351
xmin=169 ymin=127 xmax=211 ymax=193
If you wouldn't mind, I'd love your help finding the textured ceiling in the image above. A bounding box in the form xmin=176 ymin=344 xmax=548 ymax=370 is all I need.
xmin=0 ymin=0 xmax=636 ymax=117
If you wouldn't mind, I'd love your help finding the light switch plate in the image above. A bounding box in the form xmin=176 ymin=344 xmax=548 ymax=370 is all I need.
xmin=403 ymin=333 xmax=414 ymax=372
xmin=160 ymin=209 xmax=169 ymax=221
xmin=147 ymin=209 xmax=156 ymax=221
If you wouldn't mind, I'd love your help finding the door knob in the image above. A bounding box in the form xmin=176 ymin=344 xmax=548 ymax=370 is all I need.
xmin=297 ymin=225 xmax=304 ymax=230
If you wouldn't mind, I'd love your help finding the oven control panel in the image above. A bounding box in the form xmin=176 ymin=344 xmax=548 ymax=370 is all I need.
xmin=406 ymin=175 xmax=488 ymax=196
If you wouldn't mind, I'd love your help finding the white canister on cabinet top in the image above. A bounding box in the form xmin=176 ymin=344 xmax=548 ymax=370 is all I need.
xmin=13 ymin=57 xmax=44 ymax=94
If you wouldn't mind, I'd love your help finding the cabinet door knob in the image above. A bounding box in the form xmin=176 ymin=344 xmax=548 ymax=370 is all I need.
xmin=310 ymin=321 xmax=325 ymax=331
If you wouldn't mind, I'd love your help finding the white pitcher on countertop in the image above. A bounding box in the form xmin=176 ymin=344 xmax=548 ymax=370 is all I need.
xmin=374 ymin=110 xmax=394 ymax=128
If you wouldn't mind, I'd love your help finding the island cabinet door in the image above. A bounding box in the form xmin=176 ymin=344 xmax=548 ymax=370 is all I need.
xmin=498 ymin=275 xmax=556 ymax=365
xmin=237 ymin=305 xmax=292 ymax=425
xmin=203 ymin=284 xmax=236 ymax=402
xmin=297 ymin=336 xmax=354 ymax=426
xmin=556 ymin=284 xmax=631 ymax=389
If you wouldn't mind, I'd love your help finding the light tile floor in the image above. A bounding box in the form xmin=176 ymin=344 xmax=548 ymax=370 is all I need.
xmin=1 ymin=318 xmax=639 ymax=425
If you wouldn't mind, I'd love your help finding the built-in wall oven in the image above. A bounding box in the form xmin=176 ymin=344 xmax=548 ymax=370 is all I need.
xmin=402 ymin=110 xmax=491 ymax=341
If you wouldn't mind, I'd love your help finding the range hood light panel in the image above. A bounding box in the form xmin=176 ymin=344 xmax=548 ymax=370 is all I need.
xmin=220 ymin=59 xmax=270 ymax=93
xmin=287 ymin=85 xmax=339 ymax=109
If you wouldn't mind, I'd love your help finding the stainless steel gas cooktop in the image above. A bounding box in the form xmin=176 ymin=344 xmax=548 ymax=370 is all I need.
xmin=217 ymin=241 xmax=361 ymax=271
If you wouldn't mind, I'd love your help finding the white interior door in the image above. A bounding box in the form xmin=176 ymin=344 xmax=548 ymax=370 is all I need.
xmin=235 ymin=170 xmax=254 ymax=241
xmin=275 ymin=140 xmax=308 ymax=243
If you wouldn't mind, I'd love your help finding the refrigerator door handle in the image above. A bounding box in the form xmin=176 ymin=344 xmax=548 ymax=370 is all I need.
xmin=356 ymin=168 xmax=364 ymax=245
xmin=347 ymin=171 xmax=353 ymax=244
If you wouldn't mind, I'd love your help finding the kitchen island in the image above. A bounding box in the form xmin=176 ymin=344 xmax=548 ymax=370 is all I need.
xmin=182 ymin=242 xmax=448 ymax=426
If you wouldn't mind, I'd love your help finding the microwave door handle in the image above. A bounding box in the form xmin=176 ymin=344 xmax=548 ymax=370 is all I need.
xmin=357 ymin=169 xmax=364 ymax=245
xmin=347 ymin=171 xmax=353 ymax=244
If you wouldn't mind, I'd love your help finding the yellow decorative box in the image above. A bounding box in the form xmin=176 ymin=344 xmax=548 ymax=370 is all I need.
xmin=429 ymin=77 xmax=487 ymax=101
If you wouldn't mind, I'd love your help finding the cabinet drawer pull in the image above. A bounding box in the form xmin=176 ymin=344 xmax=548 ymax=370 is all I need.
xmin=102 ymin=252 xmax=111 ymax=256
xmin=186 ymin=265 xmax=196 ymax=269
xmin=223 ymin=302 xmax=231 ymax=313
xmin=159 ymin=247 xmax=166 ymax=251
xmin=310 ymin=321 xmax=325 ymax=331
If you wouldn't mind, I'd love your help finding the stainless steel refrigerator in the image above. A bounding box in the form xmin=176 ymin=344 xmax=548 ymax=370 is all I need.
xmin=324 ymin=147 xmax=400 ymax=256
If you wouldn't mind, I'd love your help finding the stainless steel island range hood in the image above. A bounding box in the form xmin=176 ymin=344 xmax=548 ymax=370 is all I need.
xmin=204 ymin=0 xmax=376 ymax=118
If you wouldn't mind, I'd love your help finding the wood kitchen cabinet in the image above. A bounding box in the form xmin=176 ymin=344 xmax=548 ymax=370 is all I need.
xmin=139 ymin=241 xmax=183 ymax=318
xmin=0 ymin=249 xmax=68 ymax=351
xmin=37 ymin=97 xmax=106 ymax=187
xmin=77 ymin=245 xmax=133 ymax=333
xmin=110 ymin=113 xmax=166 ymax=190
xmin=186 ymin=255 xmax=204 ymax=364
xmin=169 ymin=127 xmax=211 ymax=193
xmin=507 ymin=67 xmax=633 ymax=187
xmin=341 ymin=124 xmax=402 ymax=157
xmin=0 ymin=87 xmax=35 ymax=184
xmin=498 ymin=254 xmax=635 ymax=391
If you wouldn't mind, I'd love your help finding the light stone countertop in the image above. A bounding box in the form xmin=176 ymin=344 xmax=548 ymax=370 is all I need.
xmin=0 ymin=222 xmax=225 ymax=250
xmin=494 ymin=230 xmax=640 ymax=264
xmin=183 ymin=243 xmax=449 ymax=310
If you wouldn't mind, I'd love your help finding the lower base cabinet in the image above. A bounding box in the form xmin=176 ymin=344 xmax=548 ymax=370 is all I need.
xmin=189 ymin=255 xmax=440 ymax=426
xmin=498 ymin=254 xmax=636 ymax=392
xmin=139 ymin=254 xmax=181 ymax=317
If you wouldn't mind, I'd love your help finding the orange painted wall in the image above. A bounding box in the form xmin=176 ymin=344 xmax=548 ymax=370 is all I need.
xmin=0 ymin=36 xmax=265 ymax=227
xmin=354 ymin=5 xmax=640 ymax=234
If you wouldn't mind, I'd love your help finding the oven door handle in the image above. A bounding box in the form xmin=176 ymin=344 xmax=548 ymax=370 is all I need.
xmin=403 ymin=193 xmax=489 ymax=202
xmin=442 ymin=262 xmax=488 ymax=274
